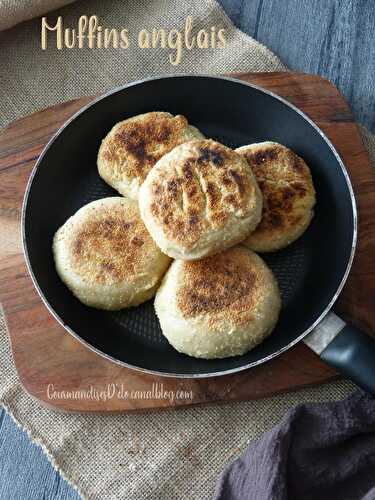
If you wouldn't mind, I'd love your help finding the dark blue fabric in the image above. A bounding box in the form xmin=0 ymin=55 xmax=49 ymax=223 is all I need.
xmin=214 ymin=391 xmax=375 ymax=500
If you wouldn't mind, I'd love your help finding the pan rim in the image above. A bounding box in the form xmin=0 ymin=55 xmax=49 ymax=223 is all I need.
xmin=21 ymin=74 xmax=358 ymax=378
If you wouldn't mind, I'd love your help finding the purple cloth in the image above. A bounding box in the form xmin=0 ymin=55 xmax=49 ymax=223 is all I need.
xmin=214 ymin=391 xmax=375 ymax=500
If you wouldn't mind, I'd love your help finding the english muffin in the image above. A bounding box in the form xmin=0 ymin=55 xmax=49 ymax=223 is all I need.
xmin=155 ymin=246 xmax=281 ymax=359
xmin=97 ymin=112 xmax=204 ymax=199
xmin=139 ymin=139 xmax=263 ymax=260
xmin=53 ymin=197 xmax=171 ymax=310
xmin=236 ymin=142 xmax=316 ymax=252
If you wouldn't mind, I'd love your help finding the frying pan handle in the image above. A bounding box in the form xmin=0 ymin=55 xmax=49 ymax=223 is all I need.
xmin=320 ymin=324 xmax=375 ymax=396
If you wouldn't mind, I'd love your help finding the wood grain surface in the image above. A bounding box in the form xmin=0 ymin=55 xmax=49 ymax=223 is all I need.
xmin=0 ymin=71 xmax=374 ymax=412
xmin=220 ymin=0 xmax=375 ymax=133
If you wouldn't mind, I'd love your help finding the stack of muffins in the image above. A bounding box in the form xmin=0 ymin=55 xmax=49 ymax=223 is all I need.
xmin=53 ymin=112 xmax=316 ymax=359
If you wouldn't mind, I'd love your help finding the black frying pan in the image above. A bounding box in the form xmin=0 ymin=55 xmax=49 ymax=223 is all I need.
xmin=22 ymin=75 xmax=375 ymax=391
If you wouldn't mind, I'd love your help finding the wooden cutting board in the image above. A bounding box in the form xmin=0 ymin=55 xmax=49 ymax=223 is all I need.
xmin=1 ymin=72 xmax=374 ymax=412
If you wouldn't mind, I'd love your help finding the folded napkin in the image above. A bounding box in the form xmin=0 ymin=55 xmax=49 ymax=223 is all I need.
xmin=214 ymin=390 xmax=375 ymax=500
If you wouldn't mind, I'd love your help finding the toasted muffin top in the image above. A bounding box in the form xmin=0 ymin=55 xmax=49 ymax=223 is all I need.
xmin=139 ymin=139 xmax=262 ymax=256
xmin=175 ymin=246 xmax=275 ymax=329
xmin=97 ymin=112 xmax=204 ymax=199
xmin=236 ymin=142 xmax=316 ymax=252
xmin=54 ymin=197 xmax=162 ymax=286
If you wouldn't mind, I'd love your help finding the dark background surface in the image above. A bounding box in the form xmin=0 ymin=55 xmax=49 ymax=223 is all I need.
xmin=1 ymin=1 xmax=374 ymax=498
xmin=220 ymin=0 xmax=375 ymax=132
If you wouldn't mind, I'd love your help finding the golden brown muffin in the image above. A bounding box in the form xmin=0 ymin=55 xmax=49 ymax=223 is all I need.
xmin=155 ymin=245 xmax=281 ymax=359
xmin=53 ymin=197 xmax=171 ymax=310
xmin=139 ymin=139 xmax=263 ymax=260
xmin=97 ymin=112 xmax=204 ymax=199
xmin=236 ymin=142 xmax=316 ymax=252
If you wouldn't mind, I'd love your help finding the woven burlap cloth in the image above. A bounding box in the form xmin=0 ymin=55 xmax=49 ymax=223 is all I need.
xmin=1 ymin=1 xmax=374 ymax=499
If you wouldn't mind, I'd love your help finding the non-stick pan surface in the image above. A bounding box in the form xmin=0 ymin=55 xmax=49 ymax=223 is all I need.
xmin=22 ymin=76 xmax=356 ymax=377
